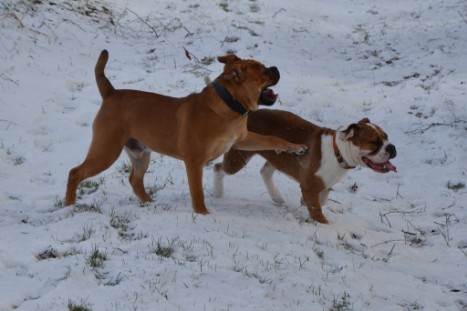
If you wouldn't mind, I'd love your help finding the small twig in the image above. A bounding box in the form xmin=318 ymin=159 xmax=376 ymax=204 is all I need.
xmin=379 ymin=211 xmax=392 ymax=228
xmin=435 ymin=214 xmax=454 ymax=247
xmin=272 ymin=8 xmax=286 ymax=18
xmin=387 ymin=244 xmax=396 ymax=257
xmin=396 ymin=184 xmax=403 ymax=199
xmin=126 ymin=8 xmax=159 ymax=38
xmin=181 ymin=25 xmax=194 ymax=37
xmin=379 ymin=208 xmax=426 ymax=228
xmin=459 ymin=247 xmax=467 ymax=259
xmin=0 ymin=119 xmax=17 ymax=124
xmin=183 ymin=47 xmax=200 ymax=62
xmin=0 ymin=119 xmax=17 ymax=130
xmin=2 ymin=12 xmax=25 ymax=28
xmin=458 ymin=10 xmax=467 ymax=24
xmin=405 ymin=120 xmax=467 ymax=134
xmin=372 ymin=239 xmax=406 ymax=247
xmin=0 ymin=73 xmax=19 ymax=86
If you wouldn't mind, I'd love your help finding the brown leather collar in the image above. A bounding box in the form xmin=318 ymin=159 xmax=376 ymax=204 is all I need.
xmin=333 ymin=132 xmax=355 ymax=170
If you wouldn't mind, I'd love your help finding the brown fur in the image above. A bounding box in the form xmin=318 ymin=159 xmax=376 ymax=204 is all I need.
xmin=65 ymin=50 xmax=308 ymax=214
xmin=214 ymin=109 xmax=332 ymax=223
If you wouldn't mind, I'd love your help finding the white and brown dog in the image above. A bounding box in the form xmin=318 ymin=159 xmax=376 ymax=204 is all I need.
xmin=213 ymin=109 xmax=397 ymax=224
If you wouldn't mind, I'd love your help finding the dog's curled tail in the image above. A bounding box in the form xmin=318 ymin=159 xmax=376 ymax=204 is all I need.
xmin=95 ymin=49 xmax=115 ymax=99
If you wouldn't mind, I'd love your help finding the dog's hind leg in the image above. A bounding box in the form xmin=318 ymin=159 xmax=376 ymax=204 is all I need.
xmin=124 ymin=139 xmax=152 ymax=203
xmin=213 ymin=150 xmax=254 ymax=198
xmin=260 ymin=161 xmax=285 ymax=204
xmin=65 ymin=132 xmax=125 ymax=206
xmin=301 ymin=182 xmax=329 ymax=224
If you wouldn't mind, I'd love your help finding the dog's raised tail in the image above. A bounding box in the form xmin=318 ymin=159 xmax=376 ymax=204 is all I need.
xmin=95 ymin=49 xmax=115 ymax=99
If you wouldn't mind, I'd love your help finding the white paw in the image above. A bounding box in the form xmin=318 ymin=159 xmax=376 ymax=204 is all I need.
xmin=272 ymin=196 xmax=285 ymax=205
xmin=268 ymin=188 xmax=285 ymax=204
xmin=213 ymin=184 xmax=223 ymax=198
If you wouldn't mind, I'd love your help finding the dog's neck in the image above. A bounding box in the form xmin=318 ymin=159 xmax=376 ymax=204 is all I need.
xmin=332 ymin=132 xmax=356 ymax=170
xmin=211 ymin=79 xmax=249 ymax=116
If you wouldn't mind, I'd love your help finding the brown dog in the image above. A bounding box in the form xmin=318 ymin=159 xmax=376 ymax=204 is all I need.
xmin=65 ymin=50 xmax=308 ymax=214
xmin=213 ymin=109 xmax=397 ymax=223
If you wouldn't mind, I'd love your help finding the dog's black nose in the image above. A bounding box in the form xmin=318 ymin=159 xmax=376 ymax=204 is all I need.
xmin=268 ymin=66 xmax=280 ymax=85
xmin=386 ymin=144 xmax=397 ymax=159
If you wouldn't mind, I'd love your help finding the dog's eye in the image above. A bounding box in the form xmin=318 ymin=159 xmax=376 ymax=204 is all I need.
xmin=371 ymin=139 xmax=382 ymax=151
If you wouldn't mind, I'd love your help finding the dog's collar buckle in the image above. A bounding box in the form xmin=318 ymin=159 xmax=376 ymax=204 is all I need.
xmin=212 ymin=79 xmax=249 ymax=116
xmin=333 ymin=132 xmax=355 ymax=170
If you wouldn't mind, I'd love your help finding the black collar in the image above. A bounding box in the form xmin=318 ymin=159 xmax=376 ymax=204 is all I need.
xmin=212 ymin=79 xmax=249 ymax=116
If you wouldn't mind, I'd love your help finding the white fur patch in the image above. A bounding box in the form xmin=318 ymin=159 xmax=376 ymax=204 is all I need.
xmin=260 ymin=162 xmax=285 ymax=204
xmin=315 ymin=134 xmax=348 ymax=189
xmin=213 ymin=167 xmax=225 ymax=198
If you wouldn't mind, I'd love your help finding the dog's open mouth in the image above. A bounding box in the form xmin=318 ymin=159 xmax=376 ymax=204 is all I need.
xmin=259 ymin=88 xmax=278 ymax=106
xmin=363 ymin=157 xmax=397 ymax=173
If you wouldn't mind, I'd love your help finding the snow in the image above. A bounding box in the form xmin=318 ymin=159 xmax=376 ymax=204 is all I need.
xmin=0 ymin=0 xmax=466 ymax=310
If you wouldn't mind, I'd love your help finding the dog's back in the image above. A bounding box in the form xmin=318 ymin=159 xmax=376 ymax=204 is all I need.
xmin=246 ymin=109 xmax=323 ymax=145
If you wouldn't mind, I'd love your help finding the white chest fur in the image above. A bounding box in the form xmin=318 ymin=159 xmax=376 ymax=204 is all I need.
xmin=315 ymin=134 xmax=348 ymax=189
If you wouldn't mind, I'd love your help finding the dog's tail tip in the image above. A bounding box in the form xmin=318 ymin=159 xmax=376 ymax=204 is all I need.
xmin=96 ymin=50 xmax=109 ymax=68
xmin=100 ymin=49 xmax=109 ymax=58
xmin=95 ymin=49 xmax=114 ymax=99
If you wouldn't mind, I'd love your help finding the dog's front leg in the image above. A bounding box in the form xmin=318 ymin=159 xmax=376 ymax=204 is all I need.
xmin=300 ymin=182 xmax=329 ymax=224
xmin=302 ymin=191 xmax=329 ymax=224
xmin=185 ymin=159 xmax=209 ymax=215
xmin=235 ymin=131 xmax=308 ymax=155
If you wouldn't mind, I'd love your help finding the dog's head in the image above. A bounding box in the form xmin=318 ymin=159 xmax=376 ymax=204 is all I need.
xmin=338 ymin=118 xmax=397 ymax=173
xmin=217 ymin=54 xmax=280 ymax=111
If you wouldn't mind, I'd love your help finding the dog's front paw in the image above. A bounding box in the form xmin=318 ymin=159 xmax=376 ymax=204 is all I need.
xmin=311 ymin=213 xmax=329 ymax=224
xmin=272 ymin=195 xmax=285 ymax=205
xmin=289 ymin=144 xmax=308 ymax=156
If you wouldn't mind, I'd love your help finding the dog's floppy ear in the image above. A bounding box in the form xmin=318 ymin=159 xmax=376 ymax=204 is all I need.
xmin=217 ymin=54 xmax=241 ymax=64
xmin=223 ymin=64 xmax=244 ymax=81
xmin=218 ymin=54 xmax=243 ymax=82
xmin=338 ymin=123 xmax=360 ymax=141
xmin=338 ymin=118 xmax=371 ymax=140
xmin=358 ymin=118 xmax=371 ymax=124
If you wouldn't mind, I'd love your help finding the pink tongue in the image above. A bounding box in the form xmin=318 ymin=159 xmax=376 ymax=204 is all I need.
xmin=262 ymin=88 xmax=276 ymax=99
xmin=385 ymin=161 xmax=397 ymax=173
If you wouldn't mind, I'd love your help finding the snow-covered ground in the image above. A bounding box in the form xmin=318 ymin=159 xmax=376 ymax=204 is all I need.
xmin=0 ymin=0 xmax=466 ymax=310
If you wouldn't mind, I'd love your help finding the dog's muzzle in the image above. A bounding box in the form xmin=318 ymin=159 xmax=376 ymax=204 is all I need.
xmin=259 ymin=66 xmax=280 ymax=106
xmin=268 ymin=66 xmax=280 ymax=85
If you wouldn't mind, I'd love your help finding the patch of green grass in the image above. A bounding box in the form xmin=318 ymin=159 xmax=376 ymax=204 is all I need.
xmin=145 ymin=175 xmax=173 ymax=198
xmin=250 ymin=3 xmax=260 ymax=13
xmin=74 ymin=200 xmax=102 ymax=213
xmin=68 ymin=298 xmax=92 ymax=311
xmin=224 ymin=36 xmax=240 ymax=43
xmin=329 ymin=292 xmax=352 ymax=311
xmin=13 ymin=155 xmax=25 ymax=166
xmin=70 ymin=224 xmax=95 ymax=243
xmin=150 ymin=238 xmax=176 ymax=258
xmin=78 ymin=178 xmax=105 ymax=196
xmin=314 ymin=247 xmax=324 ymax=260
xmin=200 ymin=56 xmax=216 ymax=66
xmin=54 ymin=196 xmax=64 ymax=208
xmin=446 ymin=181 xmax=465 ymax=192
xmin=87 ymin=247 xmax=107 ymax=269
xmin=219 ymin=1 xmax=230 ymax=12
